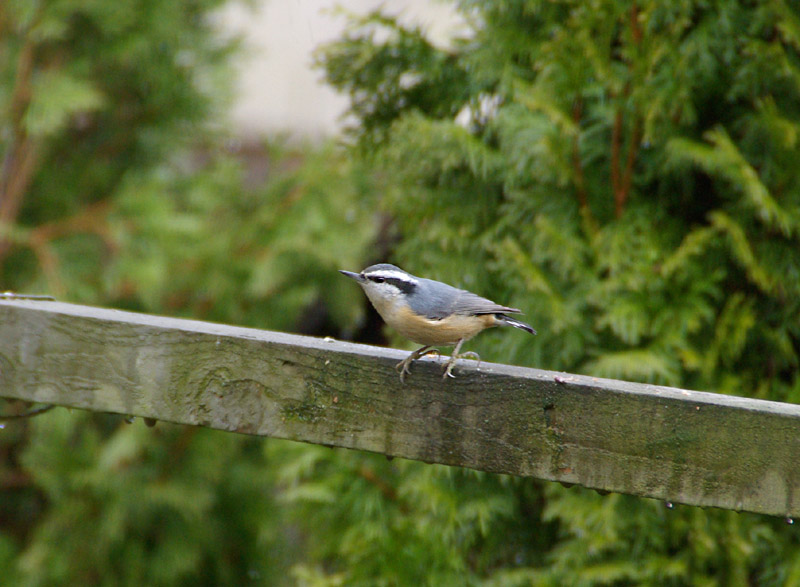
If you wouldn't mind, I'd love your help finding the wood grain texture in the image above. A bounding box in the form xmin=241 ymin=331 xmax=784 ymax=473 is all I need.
xmin=1 ymin=299 xmax=799 ymax=518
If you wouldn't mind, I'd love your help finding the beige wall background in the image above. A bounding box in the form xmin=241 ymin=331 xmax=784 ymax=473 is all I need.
xmin=217 ymin=1 xmax=465 ymax=138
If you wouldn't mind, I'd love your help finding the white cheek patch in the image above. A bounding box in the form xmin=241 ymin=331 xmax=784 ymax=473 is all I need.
xmin=363 ymin=282 xmax=400 ymax=300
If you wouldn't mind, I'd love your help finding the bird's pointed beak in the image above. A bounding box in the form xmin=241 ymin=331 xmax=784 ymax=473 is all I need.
xmin=339 ymin=270 xmax=365 ymax=282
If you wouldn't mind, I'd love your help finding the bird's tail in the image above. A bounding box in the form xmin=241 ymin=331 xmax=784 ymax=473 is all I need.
xmin=497 ymin=314 xmax=537 ymax=335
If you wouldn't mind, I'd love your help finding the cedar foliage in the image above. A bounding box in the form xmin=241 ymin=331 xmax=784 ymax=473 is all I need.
xmin=306 ymin=0 xmax=800 ymax=584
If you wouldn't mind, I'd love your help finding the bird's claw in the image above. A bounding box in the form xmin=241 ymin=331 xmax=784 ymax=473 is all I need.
xmin=396 ymin=348 xmax=440 ymax=382
xmin=395 ymin=358 xmax=413 ymax=382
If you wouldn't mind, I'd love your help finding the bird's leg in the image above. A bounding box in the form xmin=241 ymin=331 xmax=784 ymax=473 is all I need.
xmin=396 ymin=345 xmax=438 ymax=382
xmin=442 ymin=341 xmax=482 ymax=379
xmin=443 ymin=339 xmax=463 ymax=379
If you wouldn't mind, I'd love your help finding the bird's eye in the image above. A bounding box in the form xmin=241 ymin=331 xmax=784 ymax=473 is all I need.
xmin=373 ymin=276 xmax=385 ymax=283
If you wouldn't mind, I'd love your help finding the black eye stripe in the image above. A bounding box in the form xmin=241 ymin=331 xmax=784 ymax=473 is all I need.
xmin=366 ymin=275 xmax=416 ymax=294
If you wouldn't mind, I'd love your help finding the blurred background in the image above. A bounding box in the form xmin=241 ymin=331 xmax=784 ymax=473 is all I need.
xmin=1 ymin=0 xmax=800 ymax=584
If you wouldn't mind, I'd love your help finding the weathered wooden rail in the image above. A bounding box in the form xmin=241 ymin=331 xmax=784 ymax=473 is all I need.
xmin=1 ymin=299 xmax=798 ymax=518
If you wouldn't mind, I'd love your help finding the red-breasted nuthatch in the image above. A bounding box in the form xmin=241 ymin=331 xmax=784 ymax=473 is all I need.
xmin=340 ymin=264 xmax=536 ymax=381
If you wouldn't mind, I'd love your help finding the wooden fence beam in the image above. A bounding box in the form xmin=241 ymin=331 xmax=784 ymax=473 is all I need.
xmin=1 ymin=299 xmax=799 ymax=518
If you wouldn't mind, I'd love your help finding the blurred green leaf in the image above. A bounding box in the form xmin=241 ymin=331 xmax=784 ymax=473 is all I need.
xmin=24 ymin=71 xmax=105 ymax=137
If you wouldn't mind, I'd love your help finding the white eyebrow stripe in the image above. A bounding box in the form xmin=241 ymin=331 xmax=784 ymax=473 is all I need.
xmin=365 ymin=270 xmax=418 ymax=284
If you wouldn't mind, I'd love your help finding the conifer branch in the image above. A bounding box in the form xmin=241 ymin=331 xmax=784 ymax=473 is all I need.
xmin=571 ymin=98 xmax=589 ymax=213
xmin=0 ymin=401 xmax=54 ymax=421
xmin=0 ymin=34 xmax=38 ymax=262
xmin=572 ymin=97 xmax=599 ymax=234
xmin=611 ymin=2 xmax=644 ymax=218
xmin=611 ymin=106 xmax=640 ymax=217
xmin=630 ymin=1 xmax=642 ymax=45
xmin=358 ymin=466 xmax=400 ymax=503
xmin=159 ymin=427 xmax=198 ymax=481
xmin=611 ymin=107 xmax=624 ymax=215
xmin=619 ymin=114 xmax=642 ymax=214
xmin=24 ymin=200 xmax=114 ymax=297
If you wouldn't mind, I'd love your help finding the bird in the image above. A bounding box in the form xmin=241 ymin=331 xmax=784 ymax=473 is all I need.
xmin=339 ymin=263 xmax=536 ymax=381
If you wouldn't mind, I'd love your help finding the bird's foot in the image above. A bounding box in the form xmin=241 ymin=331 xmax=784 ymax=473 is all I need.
xmin=395 ymin=347 xmax=439 ymax=382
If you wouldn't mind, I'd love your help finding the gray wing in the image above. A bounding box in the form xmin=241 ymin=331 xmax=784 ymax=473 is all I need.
xmin=449 ymin=290 xmax=522 ymax=316
xmin=410 ymin=278 xmax=521 ymax=319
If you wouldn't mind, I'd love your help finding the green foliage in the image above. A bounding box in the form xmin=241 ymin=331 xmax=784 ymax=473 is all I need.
xmin=319 ymin=9 xmax=477 ymax=148
xmin=106 ymin=142 xmax=375 ymax=329
xmin=1 ymin=0 xmax=235 ymax=288
xmin=0 ymin=0 xmax=376 ymax=323
xmin=269 ymin=443 xmax=554 ymax=586
xmin=0 ymin=1 xmax=378 ymax=584
xmin=307 ymin=0 xmax=800 ymax=584
xmin=14 ymin=411 xmax=287 ymax=585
